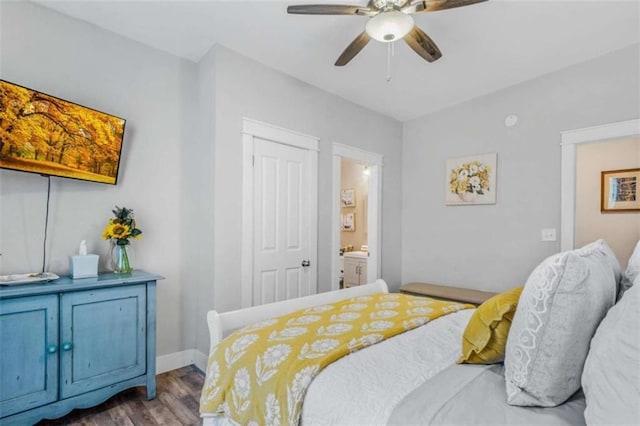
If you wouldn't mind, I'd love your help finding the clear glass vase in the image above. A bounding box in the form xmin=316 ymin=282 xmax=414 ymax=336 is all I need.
xmin=111 ymin=242 xmax=132 ymax=274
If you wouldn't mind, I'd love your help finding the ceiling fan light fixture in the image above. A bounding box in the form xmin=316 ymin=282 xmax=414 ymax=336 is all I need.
xmin=365 ymin=10 xmax=414 ymax=42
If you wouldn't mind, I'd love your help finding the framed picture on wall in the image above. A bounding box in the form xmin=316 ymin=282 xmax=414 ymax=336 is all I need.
xmin=341 ymin=213 xmax=355 ymax=231
xmin=341 ymin=188 xmax=356 ymax=207
xmin=445 ymin=153 xmax=497 ymax=205
xmin=601 ymin=168 xmax=640 ymax=212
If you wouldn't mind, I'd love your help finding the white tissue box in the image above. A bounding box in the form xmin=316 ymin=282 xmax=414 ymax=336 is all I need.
xmin=70 ymin=254 xmax=99 ymax=279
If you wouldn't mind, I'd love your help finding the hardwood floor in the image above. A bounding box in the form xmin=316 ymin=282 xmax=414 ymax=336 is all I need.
xmin=37 ymin=366 xmax=205 ymax=426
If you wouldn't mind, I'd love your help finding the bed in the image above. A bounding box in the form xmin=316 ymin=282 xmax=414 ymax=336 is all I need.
xmin=200 ymin=240 xmax=640 ymax=426
xmin=202 ymin=281 xmax=482 ymax=425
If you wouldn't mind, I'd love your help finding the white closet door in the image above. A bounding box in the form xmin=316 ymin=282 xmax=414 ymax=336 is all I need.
xmin=252 ymin=137 xmax=313 ymax=304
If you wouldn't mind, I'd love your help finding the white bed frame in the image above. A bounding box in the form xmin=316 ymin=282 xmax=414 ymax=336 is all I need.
xmin=206 ymin=279 xmax=389 ymax=353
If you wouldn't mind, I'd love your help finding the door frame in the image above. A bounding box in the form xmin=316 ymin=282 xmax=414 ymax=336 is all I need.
xmin=332 ymin=143 xmax=384 ymax=291
xmin=241 ymin=118 xmax=319 ymax=308
xmin=560 ymin=118 xmax=640 ymax=251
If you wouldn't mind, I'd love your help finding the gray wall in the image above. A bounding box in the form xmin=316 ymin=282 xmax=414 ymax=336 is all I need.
xmin=182 ymin=46 xmax=217 ymax=357
xmin=188 ymin=45 xmax=403 ymax=354
xmin=0 ymin=1 xmax=197 ymax=355
xmin=6 ymin=0 xmax=636 ymax=360
xmin=401 ymin=44 xmax=640 ymax=293
xmin=0 ymin=3 xmax=403 ymax=359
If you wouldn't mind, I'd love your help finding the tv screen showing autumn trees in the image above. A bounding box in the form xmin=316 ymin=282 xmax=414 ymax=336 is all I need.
xmin=0 ymin=80 xmax=125 ymax=184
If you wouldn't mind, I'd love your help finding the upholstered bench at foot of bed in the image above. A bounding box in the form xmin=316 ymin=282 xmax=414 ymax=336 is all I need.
xmin=400 ymin=282 xmax=497 ymax=305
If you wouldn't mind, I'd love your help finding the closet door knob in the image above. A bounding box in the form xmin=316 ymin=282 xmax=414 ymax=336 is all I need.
xmin=301 ymin=260 xmax=311 ymax=267
xmin=46 ymin=345 xmax=58 ymax=354
xmin=62 ymin=342 xmax=73 ymax=351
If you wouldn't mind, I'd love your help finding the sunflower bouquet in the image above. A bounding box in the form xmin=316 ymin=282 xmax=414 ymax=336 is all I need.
xmin=102 ymin=206 xmax=142 ymax=246
xmin=449 ymin=161 xmax=491 ymax=195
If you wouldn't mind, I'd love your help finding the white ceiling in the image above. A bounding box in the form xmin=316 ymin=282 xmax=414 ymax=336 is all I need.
xmin=34 ymin=0 xmax=640 ymax=121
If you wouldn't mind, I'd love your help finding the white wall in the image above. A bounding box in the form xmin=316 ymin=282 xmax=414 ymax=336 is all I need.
xmin=190 ymin=45 xmax=403 ymax=354
xmin=576 ymin=137 xmax=640 ymax=268
xmin=0 ymin=1 xmax=196 ymax=356
xmin=402 ymin=44 xmax=640 ymax=292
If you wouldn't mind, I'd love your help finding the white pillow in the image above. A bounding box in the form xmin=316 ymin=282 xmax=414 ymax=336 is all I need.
xmin=505 ymin=243 xmax=616 ymax=407
xmin=620 ymin=240 xmax=640 ymax=297
xmin=582 ymin=275 xmax=640 ymax=425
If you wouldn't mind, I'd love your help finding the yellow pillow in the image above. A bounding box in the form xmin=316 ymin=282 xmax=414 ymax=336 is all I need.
xmin=458 ymin=286 xmax=523 ymax=364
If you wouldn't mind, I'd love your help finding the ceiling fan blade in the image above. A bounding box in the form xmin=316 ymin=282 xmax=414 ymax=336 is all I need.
xmin=287 ymin=4 xmax=373 ymax=15
xmin=403 ymin=26 xmax=442 ymax=62
xmin=403 ymin=0 xmax=487 ymax=14
xmin=335 ymin=31 xmax=371 ymax=66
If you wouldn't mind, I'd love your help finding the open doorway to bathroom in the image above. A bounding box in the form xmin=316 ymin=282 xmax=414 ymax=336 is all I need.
xmin=332 ymin=143 xmax=383 ymax=291
xmin=340 ymin=159 xmax=369 ymax=288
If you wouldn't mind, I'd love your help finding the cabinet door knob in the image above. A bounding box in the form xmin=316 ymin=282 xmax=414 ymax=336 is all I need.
xmin=62 ymin=342 xmax=73 ymax=351
xmin=46 ymin=345 xmax=58 ymax=354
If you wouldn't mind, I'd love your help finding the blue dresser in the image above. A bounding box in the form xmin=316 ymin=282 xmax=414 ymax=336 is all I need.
xmin=0 ymin=271 xmax=163 ymax=425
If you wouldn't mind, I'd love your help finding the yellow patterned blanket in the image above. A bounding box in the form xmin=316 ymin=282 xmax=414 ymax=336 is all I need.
xmin=199 ymin=292 xmax=472 ymax=425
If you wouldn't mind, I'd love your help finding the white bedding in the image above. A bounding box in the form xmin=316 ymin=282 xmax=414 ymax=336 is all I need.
xmin=202 ymin=308 xmax=474 ymax=426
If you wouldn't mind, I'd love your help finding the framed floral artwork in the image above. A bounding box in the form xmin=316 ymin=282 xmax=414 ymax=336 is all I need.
xmin=445 ymin=153 xmax=497 ymax=205
xmin=341 ymin=188 xmax=356 ymax=207
xmin=601 ymin=168 xmax=640 ymax=212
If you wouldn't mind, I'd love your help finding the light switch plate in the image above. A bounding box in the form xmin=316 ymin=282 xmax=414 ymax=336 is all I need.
xmin=541 ymin=228 xmax=557 ymax=242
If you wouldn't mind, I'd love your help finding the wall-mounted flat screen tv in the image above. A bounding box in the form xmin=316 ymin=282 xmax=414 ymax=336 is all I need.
xmin=0 ymin=80 xmax=126 ymax=185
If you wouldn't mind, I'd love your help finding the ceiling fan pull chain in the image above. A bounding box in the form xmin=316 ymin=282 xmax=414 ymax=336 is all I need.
xmin=386 ymin=42 xmax=392 ymax=82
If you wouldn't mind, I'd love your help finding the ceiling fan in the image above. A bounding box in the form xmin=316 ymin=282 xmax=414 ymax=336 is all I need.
xmin=287 ymin=0 xmax=487 ymax=66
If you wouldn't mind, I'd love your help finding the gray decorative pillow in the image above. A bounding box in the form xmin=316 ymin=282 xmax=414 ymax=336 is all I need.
xmin=620 ymin=240 xmax=640 ymax=298
xmin=576 ymin=240 xmax=622 ymax=283
xmin=504 ymin=244 xmax=616 ymax=407
xmin=582 ymin=274 xmax=640 ymax=425
xmin=576 ymin=239 xmax=621 ymax=291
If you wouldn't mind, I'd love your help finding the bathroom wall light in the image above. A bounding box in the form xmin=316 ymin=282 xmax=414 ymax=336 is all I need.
xmin=363 ymin=165 xmax=370 ymax=176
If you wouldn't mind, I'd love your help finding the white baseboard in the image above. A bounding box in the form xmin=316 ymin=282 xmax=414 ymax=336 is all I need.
xmin=193 ymin=349 xmax=208 ymax=372
xmin=156 ymin=349 xmax=208 ymax=374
